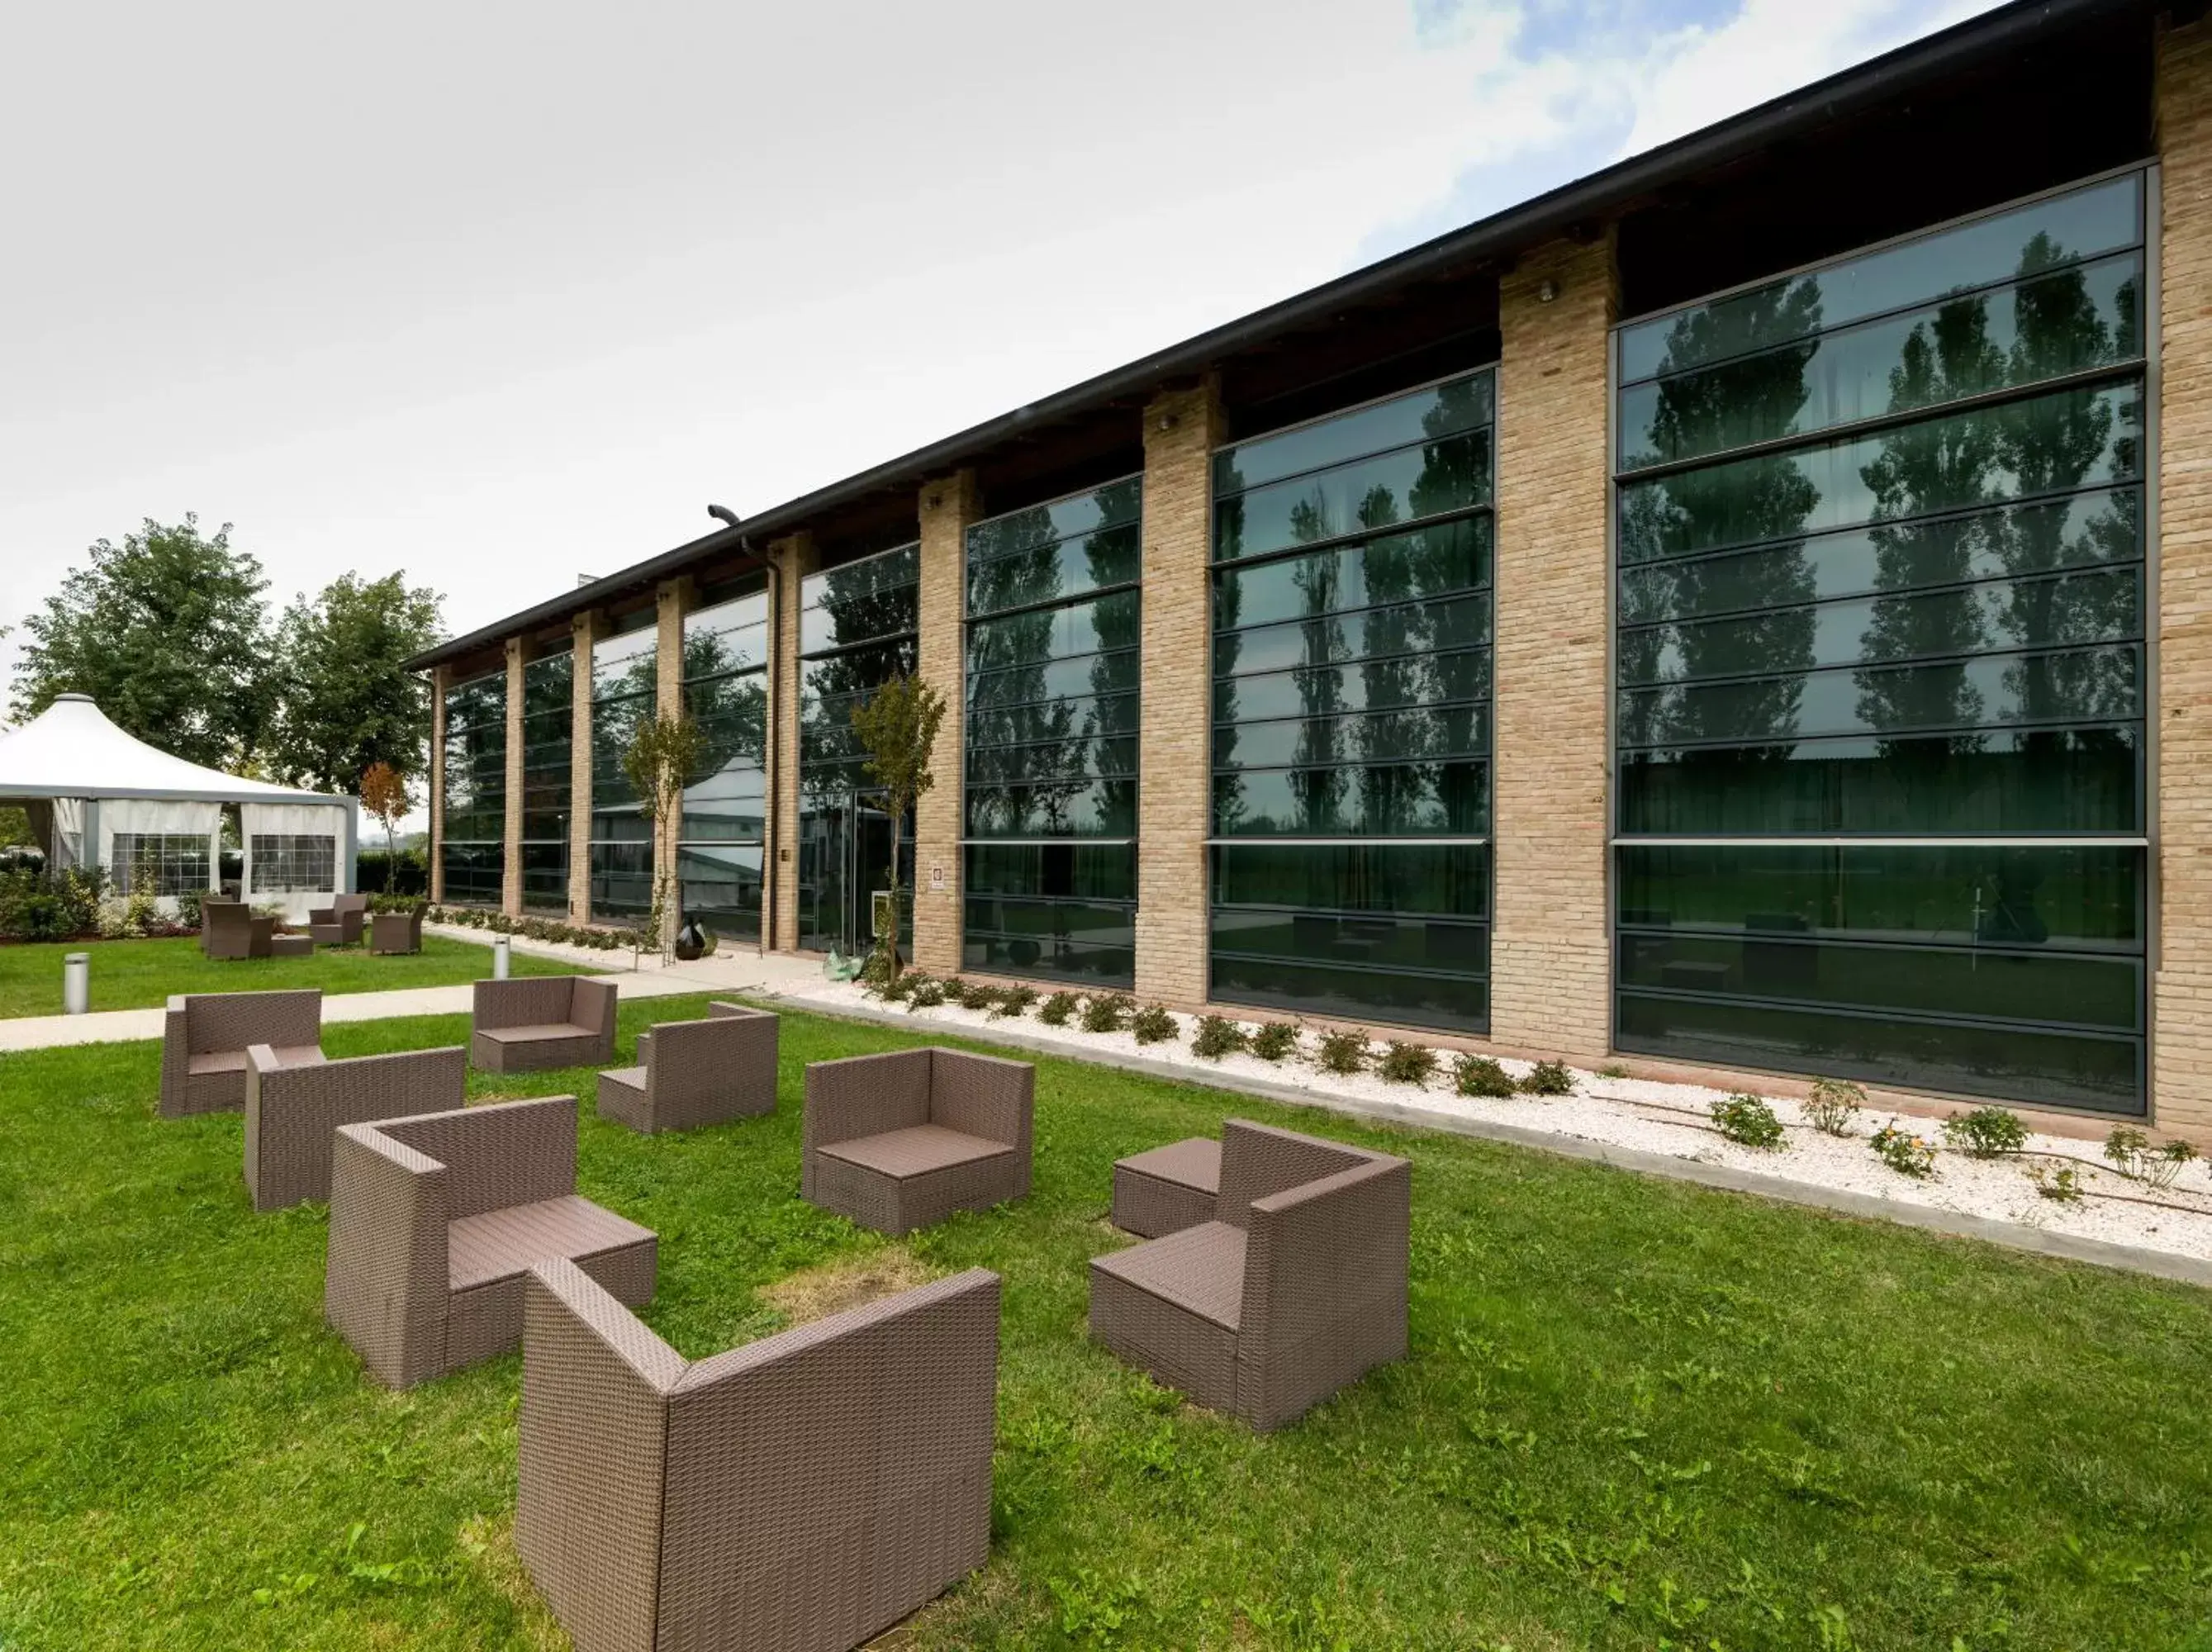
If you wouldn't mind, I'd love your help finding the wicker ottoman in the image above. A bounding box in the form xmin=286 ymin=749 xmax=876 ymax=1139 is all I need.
xmin=270 ymin=934 xmax=315 ymax=958
xmin=1112 ymin=1137 xmax=1221 ymax=1237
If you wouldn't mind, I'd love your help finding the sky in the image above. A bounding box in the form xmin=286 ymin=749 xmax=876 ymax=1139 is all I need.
xmin=0 ymin=0 xmax=2005 ymax=809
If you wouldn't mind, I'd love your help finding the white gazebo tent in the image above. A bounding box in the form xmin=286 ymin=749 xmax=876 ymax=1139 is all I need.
xmin=0 ymin=694 xmax=357 ymax=922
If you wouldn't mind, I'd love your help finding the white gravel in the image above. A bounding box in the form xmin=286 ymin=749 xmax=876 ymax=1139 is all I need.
xmin=780 ymin=978 xmax=2212 ymax=1265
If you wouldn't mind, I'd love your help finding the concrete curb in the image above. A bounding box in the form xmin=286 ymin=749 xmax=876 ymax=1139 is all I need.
xmin=753 ymin=990 xmax=2212 ymax=1291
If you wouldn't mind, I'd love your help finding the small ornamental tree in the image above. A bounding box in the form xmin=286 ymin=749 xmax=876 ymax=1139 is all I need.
xmin=850 ymin=673 xmax=946 ymax=980
xmin=358 ymin=761 xmax=414 ymax=893
xmin=622 ymin=713 xmax=705 ymax=961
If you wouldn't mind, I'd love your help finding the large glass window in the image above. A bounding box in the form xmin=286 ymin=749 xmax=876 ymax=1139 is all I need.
xmin=1211 ymin=370 xmax=1495 ymax=1032
xmin=798 ymin=544 xmax=919 ymax=956
xmin=440 ymin=668 xmax=506 ymax=906
xmin=519 ymin=648 xmax=572 ymax=914
xmin=679 ymin=578 xmax=770 ymax=942
xmin=964 ymin=478 xmax=1141 ymax=986
xmin=589 ymin=616 xmax=657 ymax=923
xmin=1612 ymin=170 xmax=2149 ymax=1113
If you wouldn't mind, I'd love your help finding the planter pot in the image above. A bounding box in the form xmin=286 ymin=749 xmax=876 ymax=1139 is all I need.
xmin=674 ymin=919 xmax=710 ymax=962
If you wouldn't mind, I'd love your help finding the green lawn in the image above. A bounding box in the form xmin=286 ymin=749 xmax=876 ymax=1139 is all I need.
xmin=0 ymin=935 xmax=595 ymax=1018
xmin=2 ymin=999 xmax=2210 ymax=1650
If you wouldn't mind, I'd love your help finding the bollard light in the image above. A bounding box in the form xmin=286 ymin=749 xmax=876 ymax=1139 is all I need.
xmin=63 ymin=952 xmax=89 ymax=1015
xmin=493 ymin=935 xmax=511 ymax=980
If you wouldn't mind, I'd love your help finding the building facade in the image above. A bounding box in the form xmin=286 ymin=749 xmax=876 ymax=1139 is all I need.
xmin=410 ymin=0 xmax=2212 ymax=1137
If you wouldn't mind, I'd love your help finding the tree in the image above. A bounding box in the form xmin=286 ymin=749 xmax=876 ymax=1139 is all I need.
xmin=621 ymin=713 xmax=705 ymax=961
xmin=359 ymin=762 xmax=415 ymax=893
xmin=849 ymin=673 xmax=946 ymax=979
xmin=8 ymin=515 xmax=278 ymax=767
xmin=268 ymin=572 xmax=444 ymax=793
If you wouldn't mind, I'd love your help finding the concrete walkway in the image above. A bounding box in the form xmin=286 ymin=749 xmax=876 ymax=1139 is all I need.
xmin=0 ymin=945 xmax=828 ymax=1054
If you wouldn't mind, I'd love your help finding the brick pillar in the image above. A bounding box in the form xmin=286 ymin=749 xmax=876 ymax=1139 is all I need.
xmin=567 ymin=611 xmax=600 ymax=924
xmin=769 ymin=533 xmax=815 ymax=951
xmin=1137 ymin=380 xmax=1222 ymax=1005
xmin=2157 ymin=15 xmax=2212 ymax=1140
xmin=1488 ymin=233 xmax=1617 ymax=1060
xmin=501 ymin=637 xmax=525 ymax=917
xmin=427 ymin=664 xmax=449 ymax=903
xmin=914 ymin=471 xmax=980 ymax=974
xmin=655 ymin=577 xmax=694 ymax=951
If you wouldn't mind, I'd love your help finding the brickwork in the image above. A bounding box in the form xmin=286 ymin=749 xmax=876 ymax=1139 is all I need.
xmin=1489 ymin=234 xmax=1617 ymax=1061
xmin=914 ymin=471 xmax=980 ymax=974
xmin=501 ymin=638 xmax=525 ymax=917
xmin=428 ymin=665 xmax=449 ymax=904
xmin=1136 ymin=382 xmax=1222 ymax=1004
xmin=567 ymin=611 xmax=600 ymax=924
xmin=768 ymin=534 xmax=814 ymax=952
xmin=2157 ymin=17 xmax=2212 ymax=1141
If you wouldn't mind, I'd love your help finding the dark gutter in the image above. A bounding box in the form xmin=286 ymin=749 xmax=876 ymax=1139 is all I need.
xmin=406 ymin=0 xmax=2146 ymax=672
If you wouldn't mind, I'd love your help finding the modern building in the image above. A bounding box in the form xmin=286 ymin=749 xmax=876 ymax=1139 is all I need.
xmin=408 ymin=0 xmax=2212 ymax=1137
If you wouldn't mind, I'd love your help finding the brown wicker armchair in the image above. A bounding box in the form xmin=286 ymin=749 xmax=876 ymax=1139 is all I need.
xmin=801 ymin=1047 xmax=1032 ymax=1236
xmin=201 ymin=900 xmax=273 ymax=960
xmin=517 ymin=1257 xmax=999 ymax=1652
xmin=307 ymin=891 xmax=369 ymax=946
xmin=368 ymin=907 xmax=425 ymax=955
xmin=325 ymin=1094 xmax=655 ymax=1388
xmin=244 ymin=1042 xmax=468 ymax=1211
xmin=469 ymin=976 xmax=619 ymax=1073
xmin=600 ymin=1003 xmax=777 ymax=1134
xmin=159 ymin=989 xmax=324 ymax=1118
xmin=1089 ymin=1118 xmax=1409 ymax=1431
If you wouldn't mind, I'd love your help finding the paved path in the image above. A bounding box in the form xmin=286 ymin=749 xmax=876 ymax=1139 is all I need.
xmin=0 ymin=944 xmax=828 ymax=1054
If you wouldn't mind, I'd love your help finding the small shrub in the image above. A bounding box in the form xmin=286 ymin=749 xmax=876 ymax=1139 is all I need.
xmin=1597 ymin=1062 xmax=1630 ymax=1080
xmin=1191 ymin=1016 xmax=1247 ymax=1061
xmin=1080 ymin=994 xmax=1132 ymax=1034
xmin=1130 ymin=1004 xmax=1179 ymax=1046
xmin=906 ymin=976 xmax=947 ymax=1009
xmin=2028 ymin=1164 xmax=2084 ymax=1203
xmin=992 ymin=985 xmax=1038 ymax=1019
xmin=880 ymin=968 xmax=921 ymax=1003
xmin=1805 ymin=1076 xmax=1865 ymax=1137
xmin=1870 ymin=1123 xmax=1937 ymax=1180
xmin=1455 ymin=1054 xmax=1517 ymax=1098
xmin=2105 ymin=1126 xmax=2196 ymax=1189
xmin=1250 ymin=1022 xmax=1299 ymax=1063
xmin=1710 ymin=1093 xmax=1785 ymax=1149
xmin=1038 ymin=991 xmax=1079 ymax=1027
xmin=1943 ymin=1106 xmax=2027 ymax=1160
xmin=1379 ymin=1042 xmax=1438 ymax=1085
xmin=952 ymin=978 xmax=1002 ymax=1011
xmin=857 ymin=947 xmax=895 ymax=991
xmin=1313 ymin=1028 xmax=1369 ymax=1075
xmin=1519 ymin=1059 xmax=1575 ymax=1097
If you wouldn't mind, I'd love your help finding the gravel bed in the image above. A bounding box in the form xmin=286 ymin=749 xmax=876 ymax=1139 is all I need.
xmin=783 ymin=978 xmax=2212 ymax=1265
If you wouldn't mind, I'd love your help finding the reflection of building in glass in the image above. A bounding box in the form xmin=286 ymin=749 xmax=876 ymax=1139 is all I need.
xmin=411 ymin=8 xmax=2211 ymax=1130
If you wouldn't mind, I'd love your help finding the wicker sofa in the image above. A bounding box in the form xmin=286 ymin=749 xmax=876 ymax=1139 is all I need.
xmin=369 ymin=907 xmax=425 ymax=955
xmin=517 ymin=1257 xmax=999 ymax=1652
xmin=1089 ymin=1119 xmax=1410 ymax=1431
xmin=244 ymin=1042 xmax=468 ymax=1211
xmin=200 ymin=900 xmax=273 ymax=961
xmin=470 ymin=976 xmax=619 ymax=1073
xmin=600 ymin=1003 xmax=778 ymax=1134
xmin=159 ymin=989 xmax=323 ymax=1118
xmin=325 ymin=1095 xmax=656 ymax=1388
xmin=307 ymin=892 xmax=369 ymax=947
xmin=801 ymin=1047 xmax=1032 ymax=1236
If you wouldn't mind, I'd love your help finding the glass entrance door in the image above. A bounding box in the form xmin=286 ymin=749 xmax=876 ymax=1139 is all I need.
xmin=797 ymin=789 xmax=913 ymax=957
